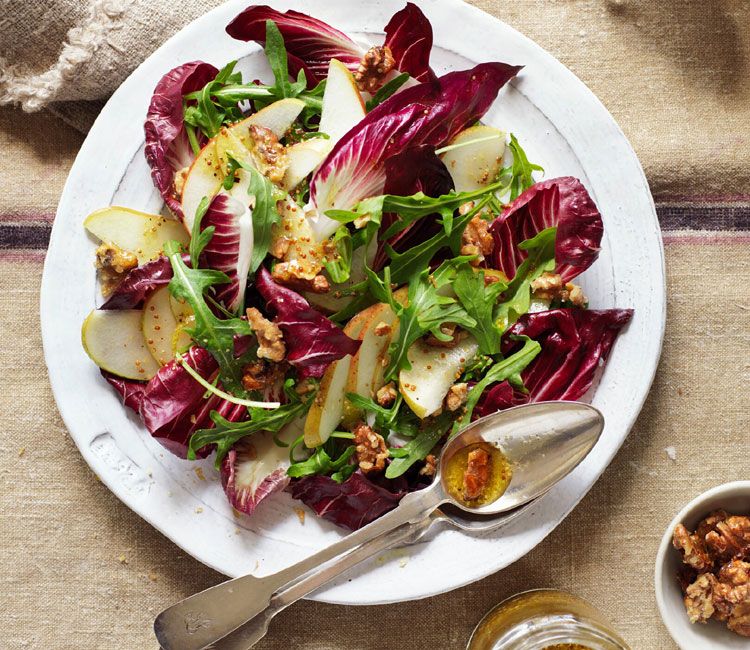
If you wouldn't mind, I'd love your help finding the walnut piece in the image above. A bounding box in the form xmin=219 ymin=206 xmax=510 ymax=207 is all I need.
xmin=684 ymin=573 xmax=717 ymax=624
xmin=247 ymin=124 xmax=288 ymax=184
xmin=242 ymin=359 xmax=286 ymax=392
xmin=94 ymin=243 xmax=138 ymax=297
xmin=424 ymin=323 xmax=469 ymax=348
xmin=706 ymin=515 xmax=750 ymax=562
xmin=271 ymin=263 xmax=330 ymax=294
xmin=445 ymin=383 xmax=468 ymax=412
xmin=374 ymin=321 xmax=392 ymax=337
xmin=246 ymin=307 xmax=286 ymax=362
xmin=353 ymin=423 xmax=389 ymax=474
xmin=376 ymin=382 xmax=398 ymax=407
xmin=530 ymin=272 xmax=587 ymax=307
xmin=460 ymin=215 xmax=494 ymax=266
xmin=354 ymin=45 xmax=395 ymax=93
xmin=673 ymin=523 xmax=712 ymax=571
xmin=463 ymin=447 xmax=491 ymax=501
xmin=419 ymin=454 xmax=437 ymax=477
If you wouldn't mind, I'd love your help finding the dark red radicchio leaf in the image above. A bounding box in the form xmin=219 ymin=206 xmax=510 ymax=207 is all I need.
xmin=290 ymin=471 xmax=406 ymax=531
xmin=226 ymin=5 xmax=362 ymax=86
xmin=104 ymin=347 xmax=247 ymax=458
xmin=144 ymin=61 xmax=219 ymax=218
xmin=383 ymin=2 xmax=436 ymax=83
xmin=310 ymin=63 xmax=522 ymax=238
xmin=200 ymin=193 xmax=253 ymax=312
xmin=100 ymin=255 xmax=177 ymax=310
xmin=372 ymin=144 xmax=454 ymax=270
xmin=489 ymin=177 xmax=604 ymax=283
xmin=473 ymin=308 xmax=633 ymax=418
xmin=254 ymin=267 xmax=360 ymax=379
xmin=220 ymin=439 xmax=290 ymax=516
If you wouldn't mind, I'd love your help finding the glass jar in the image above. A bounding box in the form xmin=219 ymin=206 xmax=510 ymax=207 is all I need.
xmin=467 ymin=590 xmax=630 ymax=650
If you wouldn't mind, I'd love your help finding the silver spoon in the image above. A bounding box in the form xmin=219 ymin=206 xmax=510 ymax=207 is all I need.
xmin=155 ymin=401 xmax=604 ymax=650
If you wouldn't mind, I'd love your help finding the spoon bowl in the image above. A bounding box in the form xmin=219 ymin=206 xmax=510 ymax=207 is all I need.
xmin=437 ymin=401 xmax=604 ymax=514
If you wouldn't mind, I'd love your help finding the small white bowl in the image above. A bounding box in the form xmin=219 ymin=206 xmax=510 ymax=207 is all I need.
xmin=655 ymin=481 xmax=750 ymax=649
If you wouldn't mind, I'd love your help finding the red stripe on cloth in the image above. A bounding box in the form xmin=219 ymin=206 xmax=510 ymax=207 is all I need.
xmin=0 ymin=249 xmax=47 ymax=262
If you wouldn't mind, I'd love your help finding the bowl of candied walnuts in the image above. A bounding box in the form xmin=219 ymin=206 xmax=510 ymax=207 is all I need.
xmin=655 ymin=481 xmax=750 ymax=648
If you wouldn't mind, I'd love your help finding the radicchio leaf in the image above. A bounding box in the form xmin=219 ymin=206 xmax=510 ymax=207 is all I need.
xmin=254 ymin=267 xmax=360 ymax=378
xmin=144 ymin=61 xmax=218 ymax=218
xmin=200 ymin=193 xmax=254 ymax=312
xmin=373 ymin=144 xmax=454 ymax=269
xmin=383 ymin=2 xmax=436 ymax=83
xmin=226 ymin=5 xmax=362 ymax=86
xmin=489 ymin=177 xmax=604 ymax=282
xmin=290 ymin=471 xmax=406 ymax=530
xmin=221 ymin=438 xmax=290 ymax=516
xmin=310 ymin=63 xmax=522 ymax=238
xmin=104 ymin=347 xmax=247 ymax=458
xmin=100 ymin=255 xmax=177 ymax=310
xmin=473 ymin=308 xmax=633 ymax=418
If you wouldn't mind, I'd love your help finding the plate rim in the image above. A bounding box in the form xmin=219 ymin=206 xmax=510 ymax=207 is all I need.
xmin=41 ymin=0 xmax=665 ymax=604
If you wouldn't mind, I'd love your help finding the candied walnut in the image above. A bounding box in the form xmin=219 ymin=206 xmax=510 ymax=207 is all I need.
xmin=460 ymin=215 xmax=494 ymax=266
xmin=374 ymin=321 xmax=392 ymax=337
xmin=354 ymin=45 xmax=395 ymax=93
xmin=271 ymin=263 xmax=330 ymax=294
xmin=376 ymin=382 xmax=398 ymax=407
xmin=673 ymin=523 xmax=713 ymax=572
xmin=424 ymin=323 xmax=468 ymax=348
xmin=246 ymin=307 xmax=286 ymax=362
xmin=353 ymin=423 xmax=389 ymax=474
xmin=695 ymin=509 xmax=729 ymax=540
xmin=269 ymin=235 xmax=292 ymax=260
xmin=419 ymin=454 xmax=437 ymax=477
xmin=295 ymin=378 xmax=317 ymax=396
xmin=713 ymin=561 xmax=750 ymax=628
xmin=242 ymin=359 xmax=286 ymax=392
xmin=463 ymin=447 xmax=491 ymax=501
xmin=729 ymin=601 xmax=750 ymax=637
xmin=706 ymin=515 xmax=750 ymax=562
xmin=684 ymin=573 xmax=717 ymax=624
xmin=94 ymin=242 xmax=138 ymax=296
xmin=445 ymin=383 xmax=468 ymax=412
xmin=246 ymin=124 xmax=288 ymax=184
xmin=530 ymin=272 xmax=587 ymax=307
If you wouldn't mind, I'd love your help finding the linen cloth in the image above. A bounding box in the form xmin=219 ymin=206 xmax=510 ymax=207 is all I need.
xmin=1 ymin=1 xmax=749 ymax=648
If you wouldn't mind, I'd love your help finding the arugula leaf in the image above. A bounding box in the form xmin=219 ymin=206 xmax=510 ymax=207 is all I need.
xmin=183 ymin=61 xmax=244 ymax=139
xmin=246 ymin=164 xmax=280 ymax=273
xmin=287 ymin=445 xmax=355 ymax=479
xmin=451 ymin=335 xmax=542 ymax=435
xmin=385 ymin=412 xmax=452 ymax=479
xmin=188 ymin=386 xmax=314 ymax=467
xmin=264 ymin=20 xmax=293 ymax=98
xmin=189 ymin=196 xmax=213 ymax=268
xmin=164 ymin=240 xmax=253 ymax=395
xmin=323 ymin=226 xmax=353 ymax=284
xmin=453 ymin=264 xmax=507 ymax=354
xmin=384 ymin=266 xmax=476 ymax=380
xmin=508 ymin=133 xmax=544 ymax=201
xmin=494 ymin=227 xmax=556 ymax=332
xmin=365 ymin=72 xmax=410 ymax=111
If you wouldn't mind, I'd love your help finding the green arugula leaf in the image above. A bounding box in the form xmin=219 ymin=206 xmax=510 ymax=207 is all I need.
xmin=323 ymin=226 xmax=353 ymax=284
xmin=366 ymin=73 xmax=410 ymax=111
xmin=245 ymin=164 xmax=280 ymax=273
xmin=164 ymin=240 xmax=253 ymax=395
xmin=453 ymin=264 xmax=507 ymax=354
xmin=494 ymin=227 xmax=557 ymax=332
xmin=345 ymin=392 xmax=405 ymax=434
xmin=508 ymin=133 xmax=544 ymax=201
xmin=287 ymin=444 xmax=355 ymax=479
xmin=189 ymin=196 xmax=214 ymax=268
xmin=451 ymin=336 xmax=542 ymax=436
xmin=182 ymin=61 xmax=244 ymax=139
xmin=385 ymin=412 xmax=452 ymax=478
xmin=264 ymin=20 xmax=293 ymax=98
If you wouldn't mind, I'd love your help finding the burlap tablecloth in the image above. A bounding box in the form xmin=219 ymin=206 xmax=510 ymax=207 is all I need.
xmin=2 ymin=1 xmax=749 ymax=648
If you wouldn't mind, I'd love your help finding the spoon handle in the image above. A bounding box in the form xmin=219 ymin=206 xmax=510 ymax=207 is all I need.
xmin=211 ymin=516 xmax=437 ymax=650
xmin=154 ymin=485 xmax=442 ymax=650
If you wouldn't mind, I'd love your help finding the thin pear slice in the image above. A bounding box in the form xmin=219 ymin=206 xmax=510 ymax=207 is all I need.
xmin=346 ymin=303 xmax=398 ymax=398
xmin=399 ymin=336 xmax=479 ymax=419
xmin=282 ymin=138 xmax=331 ymax=191
xmin=82 ymin=309 xmax=160 ymax=380
xmin=142 ymin=286 xmax=181 ymax=366
xmin=84 ymin=207 xmax=188 ymax=264
xmin=440 ymin=125 xmax=506 ymax=193
xmin=318 ymin=59 xmax=365 ymax=144
xmin=303 ymin=314 xmax=368 ymax=448
xmin=181 ymin=98 xmax=305 ymax=231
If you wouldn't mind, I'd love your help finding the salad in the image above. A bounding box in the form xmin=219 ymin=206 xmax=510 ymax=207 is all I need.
xmin=81 ymin=3 xmax=633 ymax=531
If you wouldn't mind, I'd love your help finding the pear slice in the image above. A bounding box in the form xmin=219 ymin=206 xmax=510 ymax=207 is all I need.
xmin=440 ymin=125 xmax=506 ymax=193
xmin=399 ymin=336 xmax=479 ymax=419
xmin=303 ymin=312 xmax=368 ymax=448
xmin=142 ymin=286 xmax=182 ymax=366
xmin=82 ymin=309 xmax=160 ymax=380
xmin=84 ymin=207 xmax=189 ymax=264
xmin=282 ymin=138 xmax=331 ymax=191
xmin=181 ymin=98 xmax=305 ymax=231
xmin=318 ymin=59 xmax=365 ymax=144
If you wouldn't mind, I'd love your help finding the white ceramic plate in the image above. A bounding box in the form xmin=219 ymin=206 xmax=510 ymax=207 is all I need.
xmin=41 ymin=0 xmax=665 ymax=604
